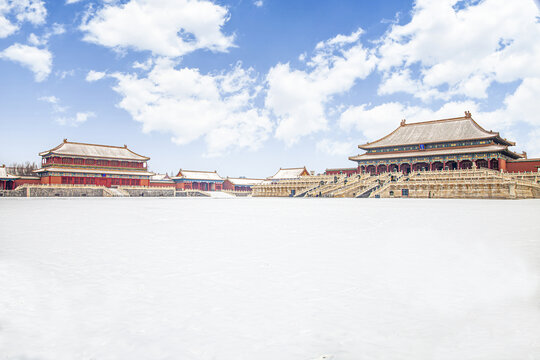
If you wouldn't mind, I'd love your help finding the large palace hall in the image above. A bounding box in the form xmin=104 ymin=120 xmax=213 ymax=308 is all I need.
xmin=348 ymin=112 xmax=534 ymax=175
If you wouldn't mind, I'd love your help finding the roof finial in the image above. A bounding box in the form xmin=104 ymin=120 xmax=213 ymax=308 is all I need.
xmin=63 ymin=138 xmax=67 ymax=143
xmin=464 ymin=110 xmax=471 ymax=118
xmin=522 ymin=151 xmax=527 ymax=159
xmin=400 ymin=119 xmax=406 ymax=126
xmin=124 ymin=144 xmax=127 ymax=148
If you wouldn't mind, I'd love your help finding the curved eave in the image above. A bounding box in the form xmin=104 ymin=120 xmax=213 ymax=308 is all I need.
xmin=493 ymin=135 xmax=515 ymax=146
xmin=349 ymin=144 xmax=517 ymax=162
xmin=359 ymin=135 xmax=502 ymax=151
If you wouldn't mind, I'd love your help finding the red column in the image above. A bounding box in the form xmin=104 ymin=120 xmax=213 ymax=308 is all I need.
xmin=498 ymin=158 xmax=506 ymax=172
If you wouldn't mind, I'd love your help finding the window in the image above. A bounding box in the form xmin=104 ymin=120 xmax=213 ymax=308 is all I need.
xmin=86 ymin=159 xmax=95 ymax=165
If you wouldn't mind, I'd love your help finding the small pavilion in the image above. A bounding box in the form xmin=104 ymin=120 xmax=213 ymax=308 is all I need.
xmin=172 ymin=170 xmax=224 ymax=191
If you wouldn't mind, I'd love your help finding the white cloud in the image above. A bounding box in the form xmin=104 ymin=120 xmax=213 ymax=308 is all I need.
xmin=0 ymin=43 xmax=51 ymax=81
xmin=109 ymin=58 xmax=272 ymax=156
xmin=27 ymin=23 xmax=65 ymax=46
xmin=253 ymin=0 xmax=263 ymax=7
xmin=377 ymin=0 xmax=540 ymax=101
xmin=55 ymin=111 xmax=95 ymax=126
xmin=39 ymin=95 xmax=67 ymax=113
xmin=80 ymin=0 xmax=235 ymax=57
xmin=339 ymin=77 xmax=540 ymax=156
xmin=56 ymin=69 xmax=74 ymax=79
xmin=66 ymin=0 xmax=84 ymax=3
xmin=0 ymin=0 xmax=47 ymax=38
xmin=265 ymin=28 xmax=376 ymax=145
xmin=85 ymin=70 xmax=106 ymax=82
xmin=316 ymin=139 xmax=356 ymax=156
xmin=38 ymin=95 xmax=59 ymax=104
xmin=132 ymin=57 xmax=153 ymax=71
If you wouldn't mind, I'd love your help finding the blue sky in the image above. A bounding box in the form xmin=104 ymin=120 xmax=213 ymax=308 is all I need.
xmin=1 ymin=0 xmax=539 ymax=178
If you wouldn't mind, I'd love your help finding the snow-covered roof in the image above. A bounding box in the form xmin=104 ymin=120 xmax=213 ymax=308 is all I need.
xmin=349 ymin=144 xmax=520 ymax=161
xmin=359 ymin=115 xmax=513 ymax=149
xmin=269 ymin=167 xmax=309 ymax=180
xmin=226 ymin=178 xmax=264 ymax=186
xmin=39 ymin=140 xmax=149 ymax=161
xmin=174 ymin=170 xmax=223 ymax=181
xmin=150 ymin=173 xmax=173 ymax=182
xmin=0 ymin=166 xmax=19 ymax=180
xmin=34 ymin=167 xmax=154 ymax=176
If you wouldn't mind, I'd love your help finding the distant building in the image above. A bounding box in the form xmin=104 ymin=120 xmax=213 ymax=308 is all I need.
xmin=34 ymin=139 xmax=153 ymax=187
xmin=149 ymin=173 xmax=175 ymax=187
xmin=268 ymin=167 xmax=310 ymax=181
xmin=325 ymin=167 xmax=358 ymax=176
xmin=349 ymin=112 xmax=523 ymax=174
xmin=223 ymin=177 xmax=264 ymax=192
xmin=172 ymin=170 xmax=224 ymax=191
xmin=0 ymin=165 xmax=18 ymax=190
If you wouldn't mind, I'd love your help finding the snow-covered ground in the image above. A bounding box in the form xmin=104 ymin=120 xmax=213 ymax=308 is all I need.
xmin=1 ymin=198 xmax=539 ymax=360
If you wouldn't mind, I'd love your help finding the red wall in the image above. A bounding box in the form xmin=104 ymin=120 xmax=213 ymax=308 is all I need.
xmin=14 ymin=178 xmax=41 ymax=188
xmin=149 ymin=182 xmax=175 ymax=188
xmin=506 ymin=159 xmax=540 ymax=173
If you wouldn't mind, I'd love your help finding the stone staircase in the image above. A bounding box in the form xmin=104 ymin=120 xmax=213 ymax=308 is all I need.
xmin=104 ymin=187 xmax=130 ymax=197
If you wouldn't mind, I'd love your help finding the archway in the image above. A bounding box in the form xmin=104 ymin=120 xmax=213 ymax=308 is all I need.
xmin=413 ymin=162 xmax=430 ymax=171
xmin=388 ymin=164 xmax=399 ymax=172
xmin=399 ymin=163 xmax=411 ymax=174
xmin=445 ymin=161 xmax=457 ymax=170
xmin=366 ymin=165 xmax=376 ymax=175
xmin=360 ymin=165 xmax=365 ymax=174
xmin=460 ymin=160 xmax=473 ymax=169
xmin=377 ymin=164 xmax=387 ymax=174
xmin=490 ymin=158 xmax=499 ymax=170
xmin=476 ymin=159 xmax=488 ymax=169
xmin=431 ymin=161 xmax=443 ymax=171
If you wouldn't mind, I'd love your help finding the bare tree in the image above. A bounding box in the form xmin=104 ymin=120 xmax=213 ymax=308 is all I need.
xmin=7 ymin=162 xmax=38 ymax=176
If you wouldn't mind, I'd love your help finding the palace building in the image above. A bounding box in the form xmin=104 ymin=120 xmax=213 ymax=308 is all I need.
xmin=267 ymin=167 xmax=311 ymax=181
xmin=223 ymin=177 xmax=264 ymax=192
xmin=172 ymin=170 xmax=224 ymax=191
xmin=34 ymin=139 xmax=153 ymax=187
xmin=349 ymin=112 xmax=524 ymax=175
xmin=0 ymin=165 xmax=18 ymax=190
xmin=149 ymin=173 xmax=175 ymax=187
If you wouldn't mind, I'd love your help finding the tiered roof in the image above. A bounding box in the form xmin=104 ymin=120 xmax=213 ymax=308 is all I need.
xmin=269 ymin=167 xmax=310 ymax=180
xmin=39 ymin=139 xmax=150 ymax=161
xmin=174 ymin=170 xmax=224 ymax=181
xmin=358 ymin=115 xmax=514 ymax=150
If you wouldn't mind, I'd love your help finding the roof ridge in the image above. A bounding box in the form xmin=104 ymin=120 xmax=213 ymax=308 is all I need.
xmin=180 ymin=169 xmax=219 ymax=173
xmin=63 ymin=140 xmax=129 ymax=150
xmin=403 ymin=116 xmax=469 ymax=126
